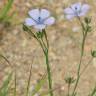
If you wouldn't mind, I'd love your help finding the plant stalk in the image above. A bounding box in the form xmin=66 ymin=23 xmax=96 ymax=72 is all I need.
xmin=45 ymin=49 xmax=53 ymax=96
xmin=72 ymin=28 xmax=87 ymax=96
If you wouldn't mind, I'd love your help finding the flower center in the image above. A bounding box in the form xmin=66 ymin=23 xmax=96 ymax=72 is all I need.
xmin=74 ymin=6 xmax=81 ymax=15
xmin=37 ymin=17 xmax=43 ymax=24
xmin=75 ymin=7 xmax=78 ymax=10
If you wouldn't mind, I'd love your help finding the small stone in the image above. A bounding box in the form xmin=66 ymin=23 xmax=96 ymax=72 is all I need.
xmin=72 ymin=26 xmax=80 ymax=32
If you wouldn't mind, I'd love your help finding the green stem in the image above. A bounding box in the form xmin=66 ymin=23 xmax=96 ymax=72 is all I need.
xmin=14 ymin=69 xmax=16 ymax=96
xmin=45 ymin=49 xmax=53 ymax=96
xmin=26 ymin=63 xmax=32 ymax=96
xmin=39 ymin=32 xmax=53 ymax=96
xmin=72 ymin=30 xmax=87 ymax=96
xmin=67 ymin=83 xmax=71 ymax=96
xmin=24 ymin=26 xmax=53 ymax=96
xmin=43 ymin=29 xmax=49 ymax=48
xmin=41 ymin=38 xmax=47 ymax=50
xmin=30 ymin=29 xmax=53 ymax=96
xmin=77 ymin=16 xmax=85 ymax=37
xmin=80 ymin=57 xmax=93 ymax=76
xmin=37 ymin=37 xmax=53 ymax=96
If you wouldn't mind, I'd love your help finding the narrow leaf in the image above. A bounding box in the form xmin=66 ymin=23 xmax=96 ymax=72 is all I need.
xmin=0 ymin=0 xmax=13 ymax=20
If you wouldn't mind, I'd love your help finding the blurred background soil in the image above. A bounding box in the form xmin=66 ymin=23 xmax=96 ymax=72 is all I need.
xmin=0 ymin=0 xmax=96 ymax=96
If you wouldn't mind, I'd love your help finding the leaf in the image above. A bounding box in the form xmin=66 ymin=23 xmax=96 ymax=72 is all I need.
xmin=88 ymin=85 xmax=96 ymax=96
xmin=0 ymin=72 xmax=12 ymax=96
xmin=40 ymin=86 xmax=61 ymax=96
xmin=0 ymin=0 xmax=14 ymax=21
xmin=31 ymin=73 xmax=47 ymax=96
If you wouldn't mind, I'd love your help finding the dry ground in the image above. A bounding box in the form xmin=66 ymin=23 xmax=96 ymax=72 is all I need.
xmin=0 ymin=0 xmax=96 ymax=96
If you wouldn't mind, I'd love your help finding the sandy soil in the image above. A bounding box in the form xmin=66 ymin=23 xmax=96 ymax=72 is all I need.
xmin=0 ymin=0 xmax=96 ymax=96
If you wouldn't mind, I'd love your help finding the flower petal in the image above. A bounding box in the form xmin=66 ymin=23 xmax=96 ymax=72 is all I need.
xmin=28 ymin=9 xmax=40 ymax=20
xmin=25 ymin=18 xmax=36 ymax=26
xmin=44 ymin=17 xmax=55 ymax=25
xmin=65 ymin=14 xmax=75 ymax=20
xmin=71 ymin=2 xmax=81 ymax=12
xmin=34 ymin=24 xmax=46 ymax=30
xmin=40 ymin=9 xmax=50 ymax=20
xmin=64 ymin=7 xmax=74 ymax=15
xmin=79 ymin=4 xmax=90 ymax=16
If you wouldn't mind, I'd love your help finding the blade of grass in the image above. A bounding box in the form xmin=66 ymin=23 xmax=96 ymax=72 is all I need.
xmin=0 ymin=72 xmax=12 ymax=96
xmin=2 ymin=11 xmax=16 ymax=23
xmin=31 ymin=72 xmax=47 ymax=96
xmin=14 ymin=69 xmax=16 ymax=96
xmin=88 ymin=85 xmax=96 ymax=96
xmin=26 ymin=62 xmax=33 ymax=96
xmin=0 ymin=0 xmax=13 ymax=21
xmin=0 ymin=54 xmax=12 ymax=68
xmin=40 ymin=86 xmax=61 ymax=96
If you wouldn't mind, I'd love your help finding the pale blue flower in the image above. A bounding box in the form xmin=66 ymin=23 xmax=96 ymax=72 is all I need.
xmin=64 ymin=2 xmax=90 ymax=20
xmin=25 ymin=9 xmax=55 ymax=30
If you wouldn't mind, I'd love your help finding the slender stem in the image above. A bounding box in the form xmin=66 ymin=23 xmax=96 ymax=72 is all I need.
xmin=40 ymin=86 xmax=61 ymax=96
xmin=43 ymin=30 xmax=49 ymax=48
xmin=28 ymin=28 xmax=53 ymax=96
xmin=77 ymin=16 xmax=85 ymax=37
xmin=14 ymin=69 xmax=16 ymax=96
xmin=39 ymin=31 xmax=53 ymax=96
xmin=72 ymin=25 xmax=88 ymax=96
xmin=45 ymin=49 xmax=53 ymax=96
xmin=41 ymin=38 xmax=47 ymax=50
xmin=36 ymin=36 xmax=53 ymax=96
xmin=80 ymin=57 xmax=93 ymax=76
xmin=67 ymin=83 xmax=71 ymax=96
xmin=71 ymin=52 xmax=83 ymax=96
xmin=26 ymin=63 xmax=33 ymax=96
